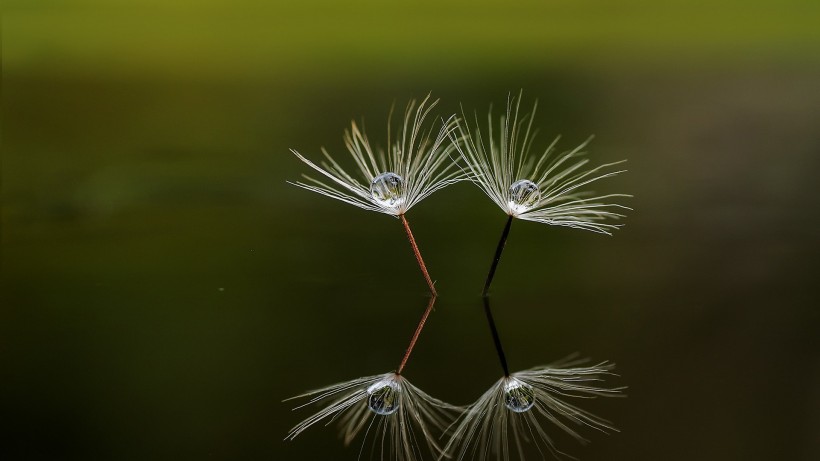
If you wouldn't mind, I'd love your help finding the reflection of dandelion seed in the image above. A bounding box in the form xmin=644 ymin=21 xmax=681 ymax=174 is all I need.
xmin=290 ymin=95 xmax=464 ymax=295
xmin=286 ymin=373 xmax=459 ymax=461
xmin=451 ymin=92 xmax=630 ymax=296
xmin=286 ymin=297 xmax=461 ymax=461
xmin=443 ymin=358 xmax=623 ymax=461
xmin=440 ymin=296 xmax=622 ymax=460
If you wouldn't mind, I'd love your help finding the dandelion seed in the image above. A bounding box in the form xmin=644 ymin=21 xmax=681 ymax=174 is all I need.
xmin=451 ymin=92 xmax=631 ymax=296
xmin=452 ymin=92 xmax=629 ymax=231
xmin=443 ymin=358 xmax=623 ymax=461
xmin=289 ymin=95 xmax=463 ymax=295
xmin=290 ymin=95 xmax=461 ymax=217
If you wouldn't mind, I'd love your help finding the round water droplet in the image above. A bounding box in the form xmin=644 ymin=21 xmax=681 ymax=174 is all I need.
xmin=370 ymin=172 xmax=404 ymax=207
xmin=508 ymin=179 xmax=540 ymax=213
xmin=504 ymin=378 xmax=535 ymax=413
xmin=367 ymin=378 xmax=401 ymax=415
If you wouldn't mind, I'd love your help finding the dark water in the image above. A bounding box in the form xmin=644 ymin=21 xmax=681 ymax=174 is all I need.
xmin=4 ymin=3 xmax=820 ymax=460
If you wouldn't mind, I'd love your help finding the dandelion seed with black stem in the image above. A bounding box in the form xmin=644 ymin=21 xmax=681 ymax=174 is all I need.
xmin=450 ymin=93 xmax=631 ymax=296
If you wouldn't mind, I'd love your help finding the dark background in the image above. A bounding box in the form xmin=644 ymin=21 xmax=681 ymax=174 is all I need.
xmin=3 ymin=1 xmax=819 ymax=459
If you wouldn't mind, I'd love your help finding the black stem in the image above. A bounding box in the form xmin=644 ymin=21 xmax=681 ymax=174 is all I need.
xmin=482 ymin=296 xmax=510 ymax=376
xmin=482 ymin=215 xmax=514 ymax=297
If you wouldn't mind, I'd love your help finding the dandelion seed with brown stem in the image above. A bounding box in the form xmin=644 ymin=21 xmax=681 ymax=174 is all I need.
xmin=290 ymin=95 xmax=464 ymax=296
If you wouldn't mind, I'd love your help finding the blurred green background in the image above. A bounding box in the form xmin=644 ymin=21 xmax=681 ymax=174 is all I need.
xmin=3 ymin=1 xmax=819 ymax=459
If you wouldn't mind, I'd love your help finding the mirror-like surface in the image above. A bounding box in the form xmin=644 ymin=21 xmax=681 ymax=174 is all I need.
xmin=3 ymin=2 xmax=819 ymax=460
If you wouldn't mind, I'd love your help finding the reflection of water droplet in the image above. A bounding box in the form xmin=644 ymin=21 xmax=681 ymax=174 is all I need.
xmin=367 ymin=378 xmax=401 ymax=415
xmin=508 ymin=179 xmax=540 ymax=213
xmin=504 ymin=378 xmax=535 ymax=413
xmin=370 ymin=172 xmax=404 ymax=207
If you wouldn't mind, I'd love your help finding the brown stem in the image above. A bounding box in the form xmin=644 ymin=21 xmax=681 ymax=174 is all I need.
xmin=398 ymin=214 xmax=437 ymax=296
xmin=396 ymin=295 xmax=437 ymax=375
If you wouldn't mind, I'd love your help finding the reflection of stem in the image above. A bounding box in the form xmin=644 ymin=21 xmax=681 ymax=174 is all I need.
xmin=396 ymin=295 xmax=436 ymax=375
xmin=482 ymin=296 xmax=510 ymax=376
xmin=399 ymin=214 xmax=437 ymax=296
xmin=482 ymin=215 xmax=514 ymax=297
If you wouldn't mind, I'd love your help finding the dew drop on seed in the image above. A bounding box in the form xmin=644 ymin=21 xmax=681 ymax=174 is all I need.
xmin=504 ymin=379 xmax=535 ymax=413
xmin=508 ymin=179 xmax=540 ymax=213
xmin=367 ymin=378 xmax=401 ymax=415
xmin=370 ymin=172 xmax=404 ymax=207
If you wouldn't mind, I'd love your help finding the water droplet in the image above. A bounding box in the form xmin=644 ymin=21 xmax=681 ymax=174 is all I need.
xmin=504 ymin=378 xmax=535 ymax=413
xmin=367 ymin=378 xmax=401 ymax=415
xmin=508 ymin=179 xmax=540 ymax=213
xmin=370 ymin=172 xmax=404 ymax=207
